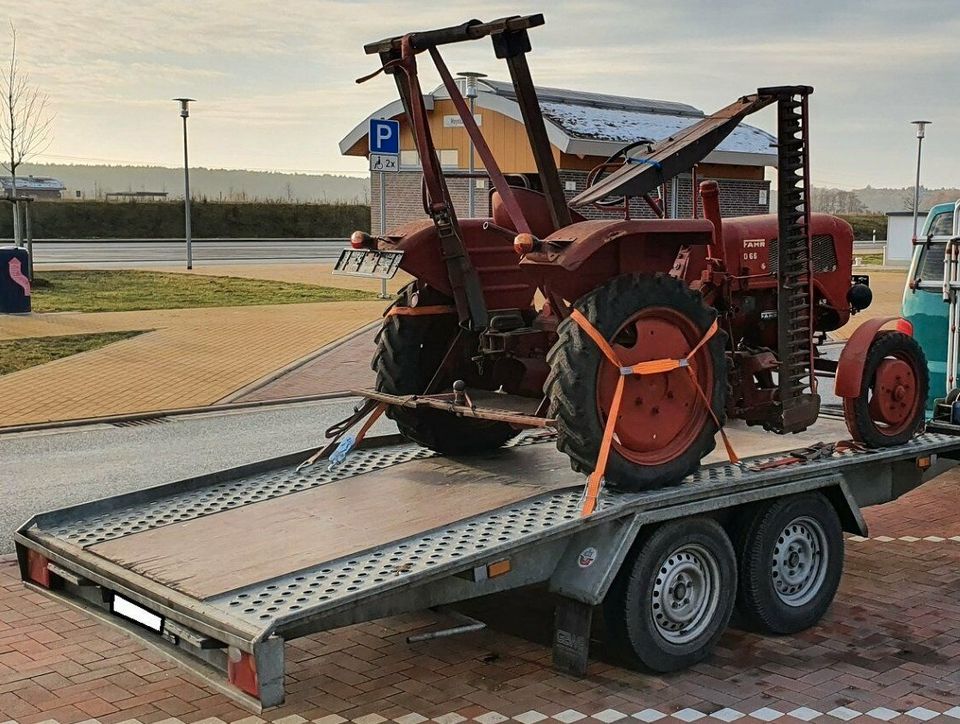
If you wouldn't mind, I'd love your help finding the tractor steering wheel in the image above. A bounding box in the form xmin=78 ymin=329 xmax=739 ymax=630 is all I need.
xmin=585 ymin=140 xmax=652 ymax=208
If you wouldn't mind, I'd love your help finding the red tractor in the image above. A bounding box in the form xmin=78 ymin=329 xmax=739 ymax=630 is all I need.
xmin=339 ymin=14 xmax=928 ymax=491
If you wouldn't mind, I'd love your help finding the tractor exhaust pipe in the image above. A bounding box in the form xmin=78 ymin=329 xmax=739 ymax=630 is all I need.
xmin=699 ymin=180 xmax=723 ymax=261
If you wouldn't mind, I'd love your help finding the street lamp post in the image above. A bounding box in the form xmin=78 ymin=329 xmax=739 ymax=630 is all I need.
xmin=174 ymin=98 xmax=196 ymax=269
xmin=458 ymin=72 xmax=487 ymax=218
xmin=911 ymin=120 xmax=931 ymax=243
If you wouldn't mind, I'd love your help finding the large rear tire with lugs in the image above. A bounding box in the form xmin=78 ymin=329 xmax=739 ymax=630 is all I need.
xmin=372 ymin=302 xmax=517 ymax=455
xmin=545 ymin=273 xmax=727 ymax=491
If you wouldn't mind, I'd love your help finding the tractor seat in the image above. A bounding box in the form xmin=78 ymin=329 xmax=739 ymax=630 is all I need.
xmin=492 ymin=186 xmax=586 ymax=240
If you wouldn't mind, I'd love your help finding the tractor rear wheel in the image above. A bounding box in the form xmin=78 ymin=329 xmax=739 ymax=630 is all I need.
xmin=545 ymin=273 xmax=727 ymax=491
xmin=372 ymin=301 xmax=517 ymax=455
xmin=843 ymin=331 xmax=928 ymax=447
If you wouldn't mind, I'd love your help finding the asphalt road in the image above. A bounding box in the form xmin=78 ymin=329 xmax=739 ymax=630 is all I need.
xmin=26 ymin=238 xmax=348 ymax=265
xmin=0 ymin=397 xmax=397 ymax=554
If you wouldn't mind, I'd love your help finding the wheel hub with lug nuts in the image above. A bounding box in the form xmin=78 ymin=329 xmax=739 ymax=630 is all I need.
xmin=651 ymin=543 xmax=720 ymax=644
xmin=771 ymin=516 xmax=828 ymax=607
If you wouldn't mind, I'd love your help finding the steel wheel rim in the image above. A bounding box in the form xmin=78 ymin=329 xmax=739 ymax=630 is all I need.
xmin=651 ymin=542 xmax=721 ymax=644
xmin=867 ymin=354 xmax=920 ymax=436
xmin=771 ymin=515 xmax=828 ymax=607
xmin=595 ymin=306 xmax=714 ymax=466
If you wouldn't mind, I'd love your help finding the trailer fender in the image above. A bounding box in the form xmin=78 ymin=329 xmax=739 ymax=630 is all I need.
xmin=820 ymin=480 xmax=868 ymax=537
xmin=548 ymin=514 xmax=642 ymax=605
xmin=835 ymin=316 xmax=906 ymax=398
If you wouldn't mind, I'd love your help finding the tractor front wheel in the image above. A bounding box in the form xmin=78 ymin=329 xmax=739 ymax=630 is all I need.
xmin=372 ymin=303 xmax=517 ymax=455
xmin=545 ymin=273 xmax=728 ymax=491
xmin=843 ymin=331 xmax=928 ymax=447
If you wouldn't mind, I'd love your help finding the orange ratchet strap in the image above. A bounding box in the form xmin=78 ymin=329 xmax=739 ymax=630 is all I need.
xmin=298 ymin=402 xmax=388 ymax=471
xmin=570 ymin=309 xmax=738 ymax=517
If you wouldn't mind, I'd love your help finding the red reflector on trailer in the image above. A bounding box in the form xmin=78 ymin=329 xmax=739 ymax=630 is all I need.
xmin=895 ymin=318 xmax=914 ymax=336
xmin=25 ymin=550 xmax=51 ymax=588
xmin=227 ymin=647 xmax=258 ymax=697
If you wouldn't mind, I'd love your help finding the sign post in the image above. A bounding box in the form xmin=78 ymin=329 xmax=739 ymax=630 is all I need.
xmin=369 ymin=119 xmax=400 ymax=299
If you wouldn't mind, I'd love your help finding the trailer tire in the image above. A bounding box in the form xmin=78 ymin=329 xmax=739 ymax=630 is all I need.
xmin=603 ymin=517 xmax=736 ymax=672
xmin=734 ymin=493 xmax=843 ymax=634
xmin=373 ymin=303 xmax=517 ymax=455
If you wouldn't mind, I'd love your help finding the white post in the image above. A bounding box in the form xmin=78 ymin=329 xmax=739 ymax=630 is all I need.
xmin=182 ymin=115 xmax=193 ymax=270
xmin=467 ymin=95 xmax=476 ymax=218
xmin=175 ymin=98 xmax=196 ymax=269
xmin=910 ymin=120 xmax=930 ymax=243
xmin=379 ymin=170 xmax=388 ymax=299
xmin=24 ymin=199 xmax=32 ymax=280
xmin=458 ymin=71 xmax=486 ymax=219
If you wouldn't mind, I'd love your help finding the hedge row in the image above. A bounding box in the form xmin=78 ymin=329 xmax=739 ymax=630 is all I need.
xmin=836 ymin=214 xmax=887 ymax=242
xmin=0 ymin=201 xmax=370 ymax=239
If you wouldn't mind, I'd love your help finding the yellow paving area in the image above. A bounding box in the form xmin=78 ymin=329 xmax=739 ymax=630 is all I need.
xmin=0 ymin=299 xmax=385 ymax=427
xmin=833 ymin=268 xmax=906 ymax=340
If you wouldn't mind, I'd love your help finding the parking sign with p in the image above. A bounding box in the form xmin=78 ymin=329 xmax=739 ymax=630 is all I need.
xmin=369 ymin=118 xmax=400 ymax=155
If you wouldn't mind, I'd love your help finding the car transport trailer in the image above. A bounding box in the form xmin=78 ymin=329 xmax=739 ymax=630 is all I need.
xmin=14 ymin=418 xmax=960 ymax=712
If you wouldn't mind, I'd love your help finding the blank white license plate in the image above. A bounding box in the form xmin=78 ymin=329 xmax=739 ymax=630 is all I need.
xmin=112 ymin=594 xmax=164 ymax=633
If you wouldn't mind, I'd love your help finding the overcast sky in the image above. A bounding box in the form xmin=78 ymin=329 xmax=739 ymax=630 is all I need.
xmin=3 ymin=0 xmax=958 ymax=188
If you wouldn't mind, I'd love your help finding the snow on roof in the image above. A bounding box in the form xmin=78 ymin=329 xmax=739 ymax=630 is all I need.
xmin=478 ymin=79 xmax=701 ymax=117
xmin=539 ymin=101 xmax=776 ymax=155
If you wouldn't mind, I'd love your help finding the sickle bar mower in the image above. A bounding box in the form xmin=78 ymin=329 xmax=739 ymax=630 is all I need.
xmin=338 ymin=14 xmax=929 ymax=492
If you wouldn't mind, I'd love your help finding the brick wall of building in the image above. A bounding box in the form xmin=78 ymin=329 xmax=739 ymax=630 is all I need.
xmin=558 ymin=169 xmax=771 ymax=221
xmin=370 ymin=171 xmax=491 ymax=232
xmin=372 ymin=169 xmax=769 ymax=231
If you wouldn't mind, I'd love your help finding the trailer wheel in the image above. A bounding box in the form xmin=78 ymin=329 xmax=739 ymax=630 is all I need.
xmin=373 ymin=302 xmax=517 ymax=455
xmin=603 ymin=517 xmax=736 ymax=672
xmin=843 ymin=331 xmax=928 ymax=448
xmin=735 ymin=493 xmax=843 ymax=634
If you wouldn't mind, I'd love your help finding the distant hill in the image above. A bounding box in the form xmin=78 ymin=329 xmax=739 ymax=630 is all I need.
xmin=813 ymin=185 xmax=960 ymax=214
xmin=11 ymin=163 xmax=370 ymax=204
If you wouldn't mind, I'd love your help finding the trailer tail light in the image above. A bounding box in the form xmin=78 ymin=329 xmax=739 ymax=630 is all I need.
xmin=25 ymin=550 xmax=51 ymax=588
xmin=227 ymin=647 xmax=258 ymax=698
xmin=916 ymin=455 xmax=932 ymax=471
xmin=895 ymin=318 xmax=914 ymax=336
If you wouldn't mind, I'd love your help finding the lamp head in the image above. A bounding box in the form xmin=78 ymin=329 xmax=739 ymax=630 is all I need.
xmin=457 ymin=71 xmax=488 ymax=99
xmin=174 ymin=97 xmax=196 ymax=118
xmin=911 ymin=120 xmax=931 ymax=139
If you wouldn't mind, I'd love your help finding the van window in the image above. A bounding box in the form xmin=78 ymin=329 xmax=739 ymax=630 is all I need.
xmin=928 ymin=211 xmax=955 ymax=237
xmin=916 ymin=211 xmax=955 ymax=285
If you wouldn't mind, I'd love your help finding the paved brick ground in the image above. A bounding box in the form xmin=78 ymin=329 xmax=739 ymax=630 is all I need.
xmin=232 ymin=326 xmax=378 ymax=403
xmin=0 ymin=300 xmax=384 ymax=427
xmin=0 ymin=263 xmax=402 ymax=427
xmin=4 ymin=468 xmax=960 ymax=723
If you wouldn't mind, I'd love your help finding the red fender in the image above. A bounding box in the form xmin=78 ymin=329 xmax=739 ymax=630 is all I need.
xmin=835 ymin=316 xmax=906 ymax=398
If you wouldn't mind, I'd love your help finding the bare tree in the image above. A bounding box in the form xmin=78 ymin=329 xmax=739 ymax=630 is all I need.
xmin=0 ymin=22 xmax=53 ymax=245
